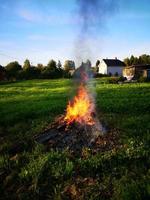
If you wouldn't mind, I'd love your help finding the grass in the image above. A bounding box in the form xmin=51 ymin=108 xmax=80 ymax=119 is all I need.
xmin=0 ymin=79 xmax=150 ymax=200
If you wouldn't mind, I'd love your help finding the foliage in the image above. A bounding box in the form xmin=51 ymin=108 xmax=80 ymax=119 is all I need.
xmin=5 ymin=61 xmax=22 ymax=80
xmin=64 ymin=60 xmax=75 ymax=72
xmin=138 ymin=76 xmax=150 ymax=83
xmin=2 ymin=59 xmax=67 ymax=81
xmin=0 ymin=65 xmax=6 ymax=81
xmin=95 ymin=76 xmax=126 ymax=83
xmin=37 ymin=63 xmax=44 ymax=71
xmin=23 ymin=59 xmax=31 ymax=71
xmin=23 ymin=67 xmax=41 ymax=79
xmin=57 ymin=60 xmax=62 ymax=69
xmin=96 ymin=60 xmax=100 ymax=67
xmin=124 ymin=54 xmax=150 ymax=66
xmin=2 ymin=54 xmax=150 ymax=81
xmin=47 ymin=59 xmax=57 ymax=71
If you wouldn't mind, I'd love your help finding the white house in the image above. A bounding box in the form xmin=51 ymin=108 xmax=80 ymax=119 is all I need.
xmin=98 ymin=58 xmax=126 ymax=76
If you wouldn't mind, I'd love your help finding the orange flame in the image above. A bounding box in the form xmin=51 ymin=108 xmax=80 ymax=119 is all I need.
xmin=64 ymin=84 xmax=95 ymax=125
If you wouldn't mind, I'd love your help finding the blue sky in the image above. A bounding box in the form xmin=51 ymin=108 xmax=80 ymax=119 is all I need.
xmin=0 ymin=0 xmax=150 ymax=66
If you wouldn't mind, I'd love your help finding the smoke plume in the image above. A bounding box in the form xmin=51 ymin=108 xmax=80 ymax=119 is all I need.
xmin=77 ymin=0 xmax=116 ymax=33
xmin=75 ymin=0 xmax=117 ymax=63
xmin=72 ymin=0 xmax=118 ymax=135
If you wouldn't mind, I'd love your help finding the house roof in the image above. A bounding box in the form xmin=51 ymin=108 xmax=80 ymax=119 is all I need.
xmin=103 ymin=59 xmax=126 ymax=67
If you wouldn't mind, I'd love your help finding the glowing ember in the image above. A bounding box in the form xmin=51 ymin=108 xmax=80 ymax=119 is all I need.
xmin=64 ymin=84 xmax=95 ymax=125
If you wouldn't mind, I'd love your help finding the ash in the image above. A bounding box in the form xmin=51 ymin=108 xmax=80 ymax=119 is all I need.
xmin=35 ymin=115 xmax=120 ymax=154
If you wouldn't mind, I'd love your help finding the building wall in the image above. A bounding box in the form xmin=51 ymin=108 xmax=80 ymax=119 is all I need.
xmin=98 ymin=60 xmax=124 ymax=75
xmin=98 ymin=60 xmax=107 ymax=74
xmin=107 ymin=66 xmax=123 ymax=76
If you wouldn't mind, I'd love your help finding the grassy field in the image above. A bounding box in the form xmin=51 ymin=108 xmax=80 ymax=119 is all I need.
xmin=0 ymin=79 xmax=150 ymax=200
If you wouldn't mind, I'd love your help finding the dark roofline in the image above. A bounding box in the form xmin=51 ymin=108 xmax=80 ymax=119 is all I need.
xmin=103 ymin=59 xmax=126 ymax=67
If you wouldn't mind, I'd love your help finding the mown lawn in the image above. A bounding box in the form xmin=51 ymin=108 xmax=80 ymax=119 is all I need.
xmin=0 ymin=79 xmax=150 ymax=200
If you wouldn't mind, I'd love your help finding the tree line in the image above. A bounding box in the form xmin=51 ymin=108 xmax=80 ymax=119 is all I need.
xmin=124 ymin=54 xmax=150 ymax=66
xmin=1 ymin=54 xmax=150 ymax=81
xmin=0 ymin=59 xmax=76 ymax=81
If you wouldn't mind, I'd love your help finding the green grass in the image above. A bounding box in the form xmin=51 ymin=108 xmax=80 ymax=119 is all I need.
xmin=0 ymin=79 xmax=150 ymax=200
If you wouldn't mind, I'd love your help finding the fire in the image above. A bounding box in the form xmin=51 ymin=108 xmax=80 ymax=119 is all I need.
xmin=64 ymin=84 xmax=95 ymax=126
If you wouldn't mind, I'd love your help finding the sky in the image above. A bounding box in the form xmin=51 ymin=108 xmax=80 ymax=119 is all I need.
xmin=0 ymin=0 xmax=150 ymax=66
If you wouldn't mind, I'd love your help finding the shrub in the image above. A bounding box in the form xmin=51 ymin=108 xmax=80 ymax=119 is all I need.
xmin=5 ymin=61 xmax=22 ymax=80
xmin=138 ymin=76 xmax=150 ymax=83
xmin=108 ymin=72 xmax=112 ymax=77
xmin=108 ymin=77 xmax=120 ymax=84
xmin=94 ymin=73 xmax=109 ymax=78
xmin=118 ymin=76 xmax=127 ymax=82
xmin=114 ymin=72 xmax=119 ymax=77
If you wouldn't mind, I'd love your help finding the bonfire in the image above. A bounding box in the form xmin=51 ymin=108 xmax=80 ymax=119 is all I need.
xmin=35 ymin=62 xmax=119 ymax=154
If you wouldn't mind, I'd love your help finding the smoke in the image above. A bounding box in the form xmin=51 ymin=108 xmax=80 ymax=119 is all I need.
xmin=72 ymin=0 xmax=118 ymax=134
xmin=77 ymin=0 xmax=116 ymax=33
xmin=75 ymin=0 xmax=117 ymax=63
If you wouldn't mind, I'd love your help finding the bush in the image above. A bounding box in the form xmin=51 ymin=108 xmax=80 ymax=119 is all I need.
xmin=138 ymin=76 xmax=150 ymax=83
xmin=63 ymin=71 xmax=72 ymax=78
xmin=108 ymin=72 xmax=112 ymax=77
xmin=114 ymin=72 xmax=119 ymax=77
xmin=118 ymin=76 xmax=127 ymax=82
xmin=41 ymin=67 xmax=63 ymax=79
xmin=108 ymin=77 xmax=120 ymax=84
xmin=95 ymin=77 xmax=122 ymax=84
xmin=5 ymin=61 xmax=22 ymax=80
xmin=94 ymin=73 xmax=109 ymax=78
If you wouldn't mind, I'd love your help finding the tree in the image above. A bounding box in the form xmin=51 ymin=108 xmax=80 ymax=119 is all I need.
xmin=0 ymin=65 xmax=6 ymax=81
xmin=139 ymin=54 xmax=150 ymax=64
xmin=124 ymin=54 xmax=150 ymax=66
xmin=57 ymin=60 xmax=64 ymax=77
xmin=64 ymin=61 xmax=70 ymax=72
xmin=37 ymin=64 xmax=44 ymax=77
xmin=64 ymin=60 xmax=75 ymax=72
xmin=124 ymin=57 xmax=130 ymax=66
xmin=132 ymin=57 xmax=138 ymax=65
xmin=47 ymin=59 xmax=57 ymax=71
xmin=95 ymin=60 xmax=100 ymax=72
xmin=41 ymin=59 xmax=63 ymax=79
xmin=5 ymin=61 xmax=22 ymax=80
xmin=23 ymin=59 xmax=31 ymax=71
xmin=57 ymin=60 xmax=62 ymax=69
xmin=130 ymin=55 xmax=135 ymax=65
xmin=96 ymin=60 xmax=100 ymax=67
xmin=37 ymin=63 xmax=43 ymax=70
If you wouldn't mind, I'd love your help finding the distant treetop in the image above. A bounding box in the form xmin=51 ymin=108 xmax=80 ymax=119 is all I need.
xmin=124 ymin=54 xmax=150 ymax=66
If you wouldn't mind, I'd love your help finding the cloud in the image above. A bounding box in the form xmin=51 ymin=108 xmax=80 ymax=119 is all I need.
xmin=18 ymin=9 xmax=42 ymax=22
xmin=17 ymin=7 xmax=79 ymax=25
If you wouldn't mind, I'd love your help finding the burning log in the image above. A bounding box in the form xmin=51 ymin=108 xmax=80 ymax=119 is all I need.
xmin=34 ymin=113 xmax=121 ymax=154
xmin=35 ymin=107 xmax=121 ymax=153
